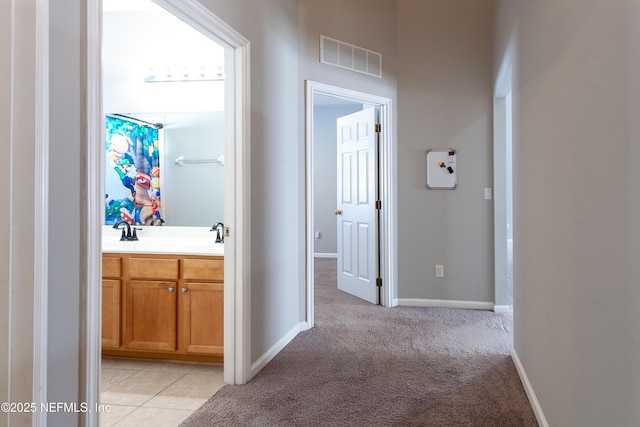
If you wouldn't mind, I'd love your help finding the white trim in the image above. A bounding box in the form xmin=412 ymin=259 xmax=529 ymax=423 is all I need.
xmin=305 ymin=81 xmax=396 ymax=330
xmin=314 ymin=253 xmax=337 ymax=259
xmin=495 ymin=64 xmax=512 ymax=98
xmin=33 ymin=0 xmax=49 ymax=425
xmin=494 ymin=59 xmax=513 ymax=310
xmin=511 ymin=348 xmax=549 ymax=427
xmin=493 ymin=305 xmax=512 ymax=314
xmin=153 ymin=0 xmax=247 ymax=49
xmin=305 ymin=83 xmax=315 ymax=329
xmin=298 ymin=321 xmax=311 ymax=332
xmin=378 ymin=95 xmax=396 ymax=308
xmin=230 ymin=40 xmax=252 ymax=385
xmin=397 ymin=298 xmax=494 ymax=311
xmin=250 ymin=322 xmax=304 ymax=378
xmin=82 ymin=1 xmax=104 ymax=425
xmin=493 ymin=95 xmax=508 ymax=307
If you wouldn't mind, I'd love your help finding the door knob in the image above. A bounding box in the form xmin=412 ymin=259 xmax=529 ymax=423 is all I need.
xmin=168 ymin=287 xmax=175 ymax=293
xmin=335 ymin=209 xmax=343 ymax=215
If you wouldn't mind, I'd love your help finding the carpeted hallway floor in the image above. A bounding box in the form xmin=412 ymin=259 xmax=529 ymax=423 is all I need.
xmin=182 ymin=258 xmax=537 ymax=426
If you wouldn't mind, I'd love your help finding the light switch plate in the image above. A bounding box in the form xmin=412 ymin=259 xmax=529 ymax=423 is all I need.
xmin=484 ymin=188 xmax=492 ymax=200
xmin=435 ymin=265 xmax=444 ymax=277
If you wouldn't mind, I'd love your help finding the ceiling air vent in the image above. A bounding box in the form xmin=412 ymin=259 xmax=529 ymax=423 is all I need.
xmin=320 ymin=35 xmax=382 ymax=78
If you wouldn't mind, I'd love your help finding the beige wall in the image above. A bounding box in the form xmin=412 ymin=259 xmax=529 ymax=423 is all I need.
xmin=0 ymin=0 xmax=10 ymax=415
xmin=495 ymin=0 xmax=640 ymax=425
xmin=297 ymin=0 xmax=398 ymax=101
xmin=0 ymin=1 xmax=37 ymax=425
xmin=396 ymin=0 xmax=495 ymax=302
xmin=199 ymin=0 xmax=304 ymax=362
xmin=298 ymin=0 xmax=496 ymax=304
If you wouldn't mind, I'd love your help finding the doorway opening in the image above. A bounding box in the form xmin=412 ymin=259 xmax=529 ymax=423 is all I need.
xmin=84 ymin=1 xmax=250 ymax=423
xmin=304 ymin=81 xmax=396 ymax=329
xmin=493 ymin=68 xmax=514 ymax=313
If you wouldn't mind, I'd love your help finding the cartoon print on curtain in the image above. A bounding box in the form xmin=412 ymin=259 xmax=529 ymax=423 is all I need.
xmin=104 ymin=115 xmax=162 ymax=225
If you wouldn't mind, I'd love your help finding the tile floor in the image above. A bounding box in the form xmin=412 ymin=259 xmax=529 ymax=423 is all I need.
xmin=100 ymin=357 xmax=224 ymax=427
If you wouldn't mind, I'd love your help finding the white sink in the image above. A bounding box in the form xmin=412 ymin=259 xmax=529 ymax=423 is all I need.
xmin=102 ymin=226 xmax=224 ymax=256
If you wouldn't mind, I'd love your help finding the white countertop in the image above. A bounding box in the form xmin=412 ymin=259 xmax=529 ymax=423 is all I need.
xmin=102 ymin=226 xmax=224 ymax=256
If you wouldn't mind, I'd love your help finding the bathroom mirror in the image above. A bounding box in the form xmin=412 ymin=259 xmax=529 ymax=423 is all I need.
xmin=104 ymin=112 xmax=224 ymax=227
xmin=103 ymin=0 xmax=225 ymax=227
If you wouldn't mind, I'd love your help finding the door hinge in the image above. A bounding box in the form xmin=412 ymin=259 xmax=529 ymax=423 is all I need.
xmin=375 ymin=200 xmax=382 ymax=210
xmin=376 ymin=277 xmax=382 ymax=287
xmin=375 ymin=123 xmax=381 ymax=133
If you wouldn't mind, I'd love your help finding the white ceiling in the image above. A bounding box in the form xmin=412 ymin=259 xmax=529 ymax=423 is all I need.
xmin=103 ymin=0 xmax=225 ymax=113
xmin=103 ymin=0 xmax=163 ymax=12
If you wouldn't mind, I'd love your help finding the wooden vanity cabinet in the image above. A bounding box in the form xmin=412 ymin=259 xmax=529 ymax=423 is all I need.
xmin=180 ymin=258 xmax=224 ymax=355
xmin=102 ymin=253 xmax=223 ymax=362
xmin=101 ymin=256 xmax=122 ymax=349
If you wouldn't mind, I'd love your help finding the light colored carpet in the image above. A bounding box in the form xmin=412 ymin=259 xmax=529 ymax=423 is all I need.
xmin=182 ymin=258 xmax=537 ymax=426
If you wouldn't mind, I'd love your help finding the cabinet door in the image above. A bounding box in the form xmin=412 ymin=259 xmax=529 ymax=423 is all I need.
xmin=124 ymin=280 xmax=177 ymax=352
xmin=102 ymin=279 xmax=121 ymax=349
xmin=180 ymin=282 xmax=224 ymax=355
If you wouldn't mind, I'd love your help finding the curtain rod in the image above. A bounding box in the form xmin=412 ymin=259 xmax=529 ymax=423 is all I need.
xmin=107 ymin=113 xmax=164 ymax=130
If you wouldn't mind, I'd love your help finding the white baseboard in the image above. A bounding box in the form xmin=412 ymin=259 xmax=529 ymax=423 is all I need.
xmin=494 ymin=304 xmax=513 ymax=314
xmin=299 ymin=321 xmax=311 ymax=332
xmin=511 ymin=348 xmax=549 ymax=427
xmin=397 ymin=298 xmax=494 ymax=311
xmin=250 ymin=322 xmax=304 ymax=378
xmin=314 ymin=253 xmax=337 ymax=258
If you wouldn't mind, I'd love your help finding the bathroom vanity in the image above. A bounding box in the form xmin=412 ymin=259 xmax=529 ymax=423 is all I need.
xmin=102 ymin=227 xmax=224 ymax=363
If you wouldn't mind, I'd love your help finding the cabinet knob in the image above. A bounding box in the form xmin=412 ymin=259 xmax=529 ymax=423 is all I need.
xmin=168 ymin=287 xmax=175 ymax=293
xmin=181 ymin=287 xmax=188 ymax=293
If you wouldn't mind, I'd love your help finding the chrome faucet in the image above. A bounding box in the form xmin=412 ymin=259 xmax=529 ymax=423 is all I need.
xmin=150 ymin=217 xmax=165 ymax=226
xmin=211 ymin=222 xmax=224 ymax=243
xmin=113 ymin=220 xmax=139 ymax=241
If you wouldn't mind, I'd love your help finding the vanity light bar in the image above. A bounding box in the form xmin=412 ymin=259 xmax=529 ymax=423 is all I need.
xmin=144 ymin=66 xmax=224 ymax=83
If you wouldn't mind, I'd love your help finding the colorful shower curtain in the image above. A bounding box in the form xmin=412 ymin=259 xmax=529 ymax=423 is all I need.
xmin=105 ymin=115 xmax=162 ymax=226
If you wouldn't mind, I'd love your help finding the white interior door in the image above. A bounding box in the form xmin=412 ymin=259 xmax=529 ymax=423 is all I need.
xmin=336 ymin=108 xmax=378 ymax=304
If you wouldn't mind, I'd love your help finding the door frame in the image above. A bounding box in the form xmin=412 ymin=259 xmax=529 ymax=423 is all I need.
xmin=493 ymin=63 xmax=513 ymax=313
xmin=304 ymin=81 xmax=396 ymax=328
xmin=82 ymin=2 xmax=251 ymax=424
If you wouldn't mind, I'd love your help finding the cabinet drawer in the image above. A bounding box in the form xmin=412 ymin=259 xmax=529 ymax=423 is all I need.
xmin=184 ymin=258 xmax=223 ymax=281
xmin=128 ymin=257 xmax=179 ymax=279
xmin=103 ymin=256 xmax=121 ymax=278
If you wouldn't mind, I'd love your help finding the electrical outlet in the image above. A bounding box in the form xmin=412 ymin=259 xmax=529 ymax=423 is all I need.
xmin=435 ymin=265 xmax=444 ymax=277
